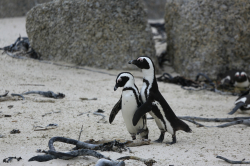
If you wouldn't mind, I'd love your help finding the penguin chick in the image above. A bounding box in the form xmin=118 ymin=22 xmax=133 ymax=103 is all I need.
xmin=129 ymin=56 xmax=191 ymax=144
xmin=228 ymin=90 xmax=250 ymax=115
xmin=109 ymin=72 xmax=148 ymax=140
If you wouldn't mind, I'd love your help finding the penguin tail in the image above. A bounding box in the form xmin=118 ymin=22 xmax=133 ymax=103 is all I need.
xmin=228 ymin=102 xmax=245 ymax=115
xmin=178 ymin=119 xmax=192 ymax=133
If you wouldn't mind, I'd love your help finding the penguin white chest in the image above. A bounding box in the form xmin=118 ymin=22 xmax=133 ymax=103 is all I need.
xmin=140 ymin=83 xmax=148 ymax=103
xmin=121 ymin=90 xmax=145 ymax=135
xmin=234 ymin=80 xmax=250 ymax=88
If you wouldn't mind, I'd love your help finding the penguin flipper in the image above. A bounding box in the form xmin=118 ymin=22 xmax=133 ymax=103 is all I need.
xmin=109 ymin=97 xmax=122 ymax=124
xmin=133 ymin=99 xmax=153 ymax=126
xmin=228 ymin=102 xmax=245 ymax=115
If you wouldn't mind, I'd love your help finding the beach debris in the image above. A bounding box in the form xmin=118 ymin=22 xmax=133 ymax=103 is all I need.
xmin=77 ymin=111 xmax=90 ymax=116
xmin=157 ymin=73 xmax=201 ymax=88
xmin=0 ymin=36 xmax=40 ymax=59
xmin=95 ymin=159 xmax=125 ymax=166
xmin=42 ymin=110 xmax=61 ymax=117
xmin=0 ymin=90 xmax=9 ymax=97
xmin=33 ymin=124 xmax=58 ymax=131
xmin=0 ymin=134 xmax=6 ymax=138
xmin=18 ymin=84 xmax=45 ymax=86
xmin=179 ymin=116 xmax=250 ymax=128
xmin=8 ymin=105 xmax=13 ymax=109
xmin=22 ymin=91 xmax=65 ymax=99
xmin=28 ymin=136 xmax=151 ymax=162
xmin=11 ymin=93 xmax=25 ymax=100
xmin=117 ymin=156 xmax=157 ymax=166
xmin=3 ymin=156 xmax=22 ymax=163
xmin=93 ymin=109 xmax=106 ymax=123
xmin=10 ymin=129 xmax=21 ymax=134
xmin=217 ymin=156 xmax=250 ymax=164
xmin=84 ymin=138 xmax=151 ymax=147
xmin=78 ymin=125 xmax=84 ymax=141
xmin=80 ymin=97 xmax=97 ymax=100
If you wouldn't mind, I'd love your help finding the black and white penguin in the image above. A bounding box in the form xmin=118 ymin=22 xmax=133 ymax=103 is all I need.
xmin=228 ymin=90 xmax=250 ymax=115
xmin=128 ymin=56 xmax=191 ymax=144
xmin=217 ymin=70 xmax=250 ymax=88
xmin=109 ymin=72 xmax=149 ymax=140
xmin=234 ymin=71 xmax=250 ymax=88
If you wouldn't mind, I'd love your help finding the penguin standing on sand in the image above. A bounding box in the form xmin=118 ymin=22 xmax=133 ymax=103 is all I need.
xmin=109 ymin=72 xmax=149 ymax=140
xmin=129 ymin=56 xmax=191 ymax=144
xmin=228 ymin=90 xmax=250 ymax=115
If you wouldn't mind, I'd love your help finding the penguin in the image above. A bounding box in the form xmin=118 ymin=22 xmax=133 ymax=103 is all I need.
xmin=109 ymin=72 xmax=149 ymax=140
xmin=234 ymin=71 xmax=250 ymax=88
xmin=228 ymin=89 xmax=250 ymax=115
xmin=128 ymin=56 xmax=191 ymax=144
xmin=217 ymin=70 xmax=250 ymax=88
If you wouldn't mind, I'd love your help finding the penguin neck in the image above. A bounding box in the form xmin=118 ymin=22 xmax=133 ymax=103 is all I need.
xmin=124 ymin=80 xmax=135 ymax=89
xmin=142 ymin=68 xmax=155 ymax=85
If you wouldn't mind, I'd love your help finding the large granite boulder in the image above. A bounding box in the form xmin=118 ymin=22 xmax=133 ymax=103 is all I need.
xmin=26 ymin=0 xmax=158 ymax=70
xmin=165 ymin=0 xmax=250 ymax=79
xmin=0 ymin=0 xmax=51 ymax=18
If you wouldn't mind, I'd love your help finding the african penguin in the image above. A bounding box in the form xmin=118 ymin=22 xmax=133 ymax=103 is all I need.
xmin=217 ymin=70 xmax=250 ymax=88
xmin=109 ymin=72 xmax=149 ymax=140
xmin=228 ymin=89 xmax=250 ymax=115
xmin=234 ymin=71 xmax=250 ymax=88
xmin=128 ymin=56 xmax=191 ymax=144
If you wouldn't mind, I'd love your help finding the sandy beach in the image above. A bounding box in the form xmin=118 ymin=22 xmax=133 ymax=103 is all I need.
xmin=1 ymin=17 xmax=250 ymax=166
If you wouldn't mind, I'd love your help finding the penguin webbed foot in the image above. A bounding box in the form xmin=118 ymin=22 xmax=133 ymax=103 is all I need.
xmin=154 ymin=131 xmax=165 ymax=143
xmin=166 ymin=135 xmax=176 ymax=145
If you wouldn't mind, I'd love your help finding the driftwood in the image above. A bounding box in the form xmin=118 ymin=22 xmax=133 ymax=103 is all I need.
xmin=3 ymin=157 xmax=22 ymax=163
xmin=180 ymin=117 xmax=250 ymax=128
xmin=216 ymin=156 xmax=250 ymax=164
xmin=33 ymin=124 xmax=58 ymax=131
xmin=18 ymin=84 xmax=45 ymax=86
xmin=178 ymin=116 xmax=250 ymax=122
xmin=93 ymin=110 xmax=107 ymax=123
xmin=42 ymin=110 xmax=61 ymax=117
xmin=22 ymin=91 xmax=65 ymax=99
xmin=117 ymin=156 xmax=156 ymax=166
xmin=0 ymin=91 xmax=9 ymax=97
xmin=29 ymin=137 xmax=151 ymax=163
xmin=84 ymin=138 xmax=151 ymax=147
xmin=96 ymin=159 xmax=125 ymax=166
xmin=29 ymin=137 xmax=110 ymax=162
xmin=80 ymin=97 xmax=97 ymax=100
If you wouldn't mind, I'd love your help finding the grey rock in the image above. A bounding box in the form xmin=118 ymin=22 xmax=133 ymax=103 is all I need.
xmin=143 ymin=0 xmax=167 ymax=19
xmin=165 ymin=0 xmax=250 ymax=79
xmin=0 ymin=0 xmax=51 ymax=18
xmin=26 ymin=0 xmax=159 ymax=71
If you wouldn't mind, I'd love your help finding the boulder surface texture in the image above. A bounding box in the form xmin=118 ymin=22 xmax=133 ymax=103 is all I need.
xmin=143 ymin=0 xmax=167 ymax=19
xmin=165 ymin=0 xmax=250 ymax=79
xmin=0 ymin=0 xmax=51 ymax=18
xmin=26 ymin=0 xmax=157 ymax=70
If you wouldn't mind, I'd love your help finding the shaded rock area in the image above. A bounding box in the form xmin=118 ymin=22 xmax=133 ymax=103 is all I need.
xmin=165 ymin=0 xmax=250 ymax=79
xmin=0 ymin=0 xmax=51 ymax=18
xmin=143 ymin=0 xmax=167 ymax=19
xmin=26 ymin=0 xmax=158 ymax=70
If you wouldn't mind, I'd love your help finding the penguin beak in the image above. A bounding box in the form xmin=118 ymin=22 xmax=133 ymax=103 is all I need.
xmin=114 ymin=85 xmax=118 ymax=91
xmin=128 ymin=60 xmax=136 ymax=64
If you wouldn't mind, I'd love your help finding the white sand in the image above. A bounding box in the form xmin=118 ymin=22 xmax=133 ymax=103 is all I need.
xmin=1 ymin=17 xmax=250 ymax=166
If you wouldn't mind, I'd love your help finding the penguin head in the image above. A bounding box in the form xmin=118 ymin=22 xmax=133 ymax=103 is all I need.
xmin=235 ymin=71 xmax=248 ymax=83
xmin=128 ymin=56 xmax=154 ymax=70
xmin=114 ymin=72 xmax=134 ymax=91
